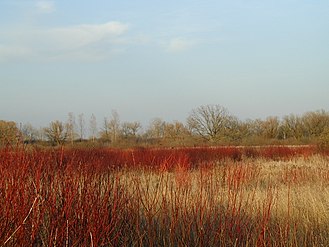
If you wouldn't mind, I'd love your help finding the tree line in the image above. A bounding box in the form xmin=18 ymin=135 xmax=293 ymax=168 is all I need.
xmin=1 ymin=105 xmax=329 ymax=147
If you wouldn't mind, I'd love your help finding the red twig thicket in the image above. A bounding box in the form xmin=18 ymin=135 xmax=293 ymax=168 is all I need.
xmin=0 ymin=145 xmax=328 ymax=246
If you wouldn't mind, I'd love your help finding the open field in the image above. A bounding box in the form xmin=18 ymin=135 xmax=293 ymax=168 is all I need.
xmin=1 ymin=146 xmax=329 ymax=246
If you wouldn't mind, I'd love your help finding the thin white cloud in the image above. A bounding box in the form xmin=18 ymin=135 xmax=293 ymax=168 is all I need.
xmin=165 ymin=38 xmax=195 ymax=53
xmin=36 ymin=0 xmax=55 ymax=13
xmin=0 ymin=21 xmax=129 ymax=62
xmin=0 ymin=44 xmax=32 ymax=62
xmin=48 ymin=22 xmax=129 ymax=49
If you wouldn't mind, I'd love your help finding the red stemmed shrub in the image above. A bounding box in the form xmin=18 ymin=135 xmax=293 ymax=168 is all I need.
xmin=0 ymin=144 xmax=328 ymax=246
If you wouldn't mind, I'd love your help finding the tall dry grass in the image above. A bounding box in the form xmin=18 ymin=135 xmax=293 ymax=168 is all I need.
xmin=0 ymin=146 xmax=329 ymax=246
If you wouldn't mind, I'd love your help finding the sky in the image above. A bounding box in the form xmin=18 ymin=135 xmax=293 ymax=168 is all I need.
xmin=1 ymin=0 xmax=329 ymax=128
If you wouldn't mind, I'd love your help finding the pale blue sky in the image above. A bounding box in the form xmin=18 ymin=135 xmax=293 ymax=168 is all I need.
xmin=1 ymin=0 xmax=328 ymax=127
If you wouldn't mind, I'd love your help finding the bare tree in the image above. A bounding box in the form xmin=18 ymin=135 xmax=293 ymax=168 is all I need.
xmin=21 ymin=123 xmax=38 ymax=143
xmin=260 ymin=116 xmax=280 ymax=139
xmin=78 ymin=113 xmax=85 ymax=141
xmin=246 ymin=119 xmax=263 ymax=137
xmin=0 ymin=120 xmax=20 ymax=145
xmin=121 ymin=121 xmax=141 ymax=138
xmin=222 ymin=116 xmax=246 ymax=142
xmin=107 ymin=110 xmax=120 ymax=143
xmin=163 ymin=121 xmax=190 ymax=139
xmin=44 ymin=121 xmax=68 ymax=145
xmin=187 ymin=105 xmax=231 ymax=141
xmin=67 ymin=112 xmax=77 ymax=145
xmin=146 ymin=118 xmax=166 ymax=139
xmin=281 ymin=114 xmax=304 ymax=140
xmin=33 ymin=127 xmax=46 ymax=142
xmin=302 ymin=110 xmax=329 ymax=138
xmin=89 ymin=114 xmax=97 ymax=142
xmin=100 ymin=117 xmax=110 ymax=141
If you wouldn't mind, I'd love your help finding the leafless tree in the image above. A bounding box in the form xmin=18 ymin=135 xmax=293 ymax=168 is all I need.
xmin=36 ymin=127 xmax=46 ymax=142
xmin=67 ymin=112 xmax=77 ymax=144
xmin=44 ymin=121 xmax=68 ymax=145
xmin=105 ymin=110 xmax=120 ymax=143
xmin=101 ymin=117 xmax=110 ymax=141
xmin=302 ymin=110 xmax=329 ymax=138
xmin=281 ymin=114 xmax=304 ymax=140
xmin=121 ymin=121 xmax=141 ymax=138
xmin=78 ymin=113 xmax=85 ymax=141
xmin=187 ymin=104 xmax=231 ymax=141
xmin=163 ymin=121 xmax=190 ymax=139
xmin=0 ymin=120 xmax=20 ymax=145
xmin=146 ymin=118 xmax=166 ymax=139
xmin=21 ymin=123 xmax=38 ymax=143
xmin=89 ymin=114 xmax=97 ymax=142
xmin=260 ymin=116 xmax=280 ymax=139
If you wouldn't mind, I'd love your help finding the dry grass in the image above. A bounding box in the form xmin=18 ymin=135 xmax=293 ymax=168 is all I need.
xmin=1 ymin=147 xmax=329 ymax=246
xmin=116 ymin=155 xmax=329 ymax=246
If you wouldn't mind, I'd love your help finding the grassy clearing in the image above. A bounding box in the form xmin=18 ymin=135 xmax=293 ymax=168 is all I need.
xmin=0 ymin=147 xmax=329 ymax=246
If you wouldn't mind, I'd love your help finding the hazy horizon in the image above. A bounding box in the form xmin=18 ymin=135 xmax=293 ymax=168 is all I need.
xmin=1 ymin=0 xmax=328 ymax=127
